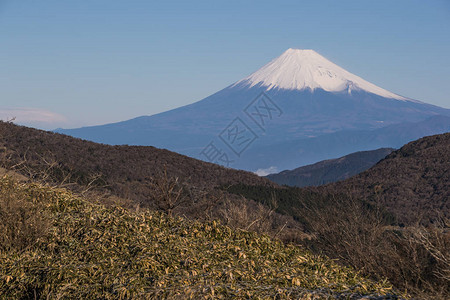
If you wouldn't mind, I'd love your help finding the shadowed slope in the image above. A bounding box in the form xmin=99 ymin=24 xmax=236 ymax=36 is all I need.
xmin=320 ymin=133 xmax=450 ymax=225
xmin=266 ymin=148 xmax=394 ymax=187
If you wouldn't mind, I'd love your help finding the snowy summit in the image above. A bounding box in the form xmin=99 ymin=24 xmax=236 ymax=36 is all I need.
xmin=235 ymin=48 xmax=407 ymax=100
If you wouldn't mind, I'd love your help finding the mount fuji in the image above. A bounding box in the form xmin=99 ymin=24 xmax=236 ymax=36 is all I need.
xmin=57 ymin=49 xmax=450 ymax=172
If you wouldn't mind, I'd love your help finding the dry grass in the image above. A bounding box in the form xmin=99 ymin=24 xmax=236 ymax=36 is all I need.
xmin=300 ymin=195 xmax=450 ymax=299
xmin=0 ymin=175 xmax=49 ymax=252
xmin=0 ymin=176 xmax=399 ymax=299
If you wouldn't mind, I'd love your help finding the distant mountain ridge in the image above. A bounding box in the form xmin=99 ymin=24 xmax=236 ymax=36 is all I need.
xmin=241 ymin=114 xmax=450 ymax=171
xmin=56 ymin=49 xmax=450 ymax=172
xmin=266 ymin=148 xmax=394 ymax=187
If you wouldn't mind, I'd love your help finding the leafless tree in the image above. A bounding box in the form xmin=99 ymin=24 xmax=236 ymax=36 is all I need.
xmin=150 ymin=167 xmax=189 ymax=216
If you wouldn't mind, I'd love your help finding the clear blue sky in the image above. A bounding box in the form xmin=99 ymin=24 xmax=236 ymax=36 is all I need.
xmin=1 ymin=0 xmax=449 ymax=129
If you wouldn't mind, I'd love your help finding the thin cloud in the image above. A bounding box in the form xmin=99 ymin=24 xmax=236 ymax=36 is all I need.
xmin=0 ymin=107 xmax=68 ymax=127
xmin=254 ymin=166 xmax=278 ymax=177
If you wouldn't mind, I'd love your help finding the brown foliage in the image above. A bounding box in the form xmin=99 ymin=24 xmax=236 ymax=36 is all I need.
xmin=0 ymin=121 xmax=302 ymax=243
xmin=301 ymin=194 xmax=450 ymax=298
xmin=322 ymin=133 xmax=450 ymax=226
xmin=0 ymin=121 xmax=274 ymax=208
xmin=216 ymin=193 xmax=305 ymax=243
xmin=0 ymin=177 xmax=49 ymax=251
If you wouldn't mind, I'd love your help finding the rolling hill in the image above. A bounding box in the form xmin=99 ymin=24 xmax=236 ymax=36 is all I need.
xmin=0 ymin=121 xmax=271 ymax=196
xmin=0 ymin=176 xmax=398 ymax=299
xmin=266 ymin=148 xmax=394 ymax=187
xmin=1 ymin=121 xmax=300 ymax=237
xmin=223 ymin=132 xmax=450 ymax=298
xmin=321 ymin=132 xmax=450 ymax=225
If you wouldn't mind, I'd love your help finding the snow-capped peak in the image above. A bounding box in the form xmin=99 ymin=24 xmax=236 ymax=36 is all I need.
xmin=235 ymin=48 xmax=407 ymax=100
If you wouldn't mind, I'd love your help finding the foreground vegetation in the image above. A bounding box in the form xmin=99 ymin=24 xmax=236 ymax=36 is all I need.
xmin=0 ymin=176 xmax=398 ymax=299
xmin=225 ymin=184 xmax=450 ymax=299
xmin=1 ymin=122 xmax=448 ymax=299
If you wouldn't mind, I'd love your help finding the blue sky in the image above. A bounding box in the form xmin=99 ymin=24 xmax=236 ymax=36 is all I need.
xmin=0 ymin=0 xmax=449 ymax=129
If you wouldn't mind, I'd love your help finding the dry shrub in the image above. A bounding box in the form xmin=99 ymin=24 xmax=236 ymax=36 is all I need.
xmin=217 ymin=194 xmax=305 ymax=242
xmin=219 ymin=196 xmax=275 ymax=233
xmin=0 ymin=177 xmax=49 ymax=251
xmin=404 ymin=224 xmax=450 ymax=294
xmin=0 ymin=176 xmax=396 ymax=299
xmin=149 ymin=167 xmax=191 ymax=216
xmin=300 ymin=194 xmax=450 ymax=299
xmin=0 ymin=121 xmax=49 ymax=251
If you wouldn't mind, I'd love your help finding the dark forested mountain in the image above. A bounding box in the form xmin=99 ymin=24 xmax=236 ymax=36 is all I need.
xmin=0 ymin=121 xmax=273 ymax=206
xmin=319 ymin=133 xmax=450 ymax=225
xmin=266 ymin=148 xmax=394 ymax=187
xmin=222 ymin=133 xmax=450 ymax=297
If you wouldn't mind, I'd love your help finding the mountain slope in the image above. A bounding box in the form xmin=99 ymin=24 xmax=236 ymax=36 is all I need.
xmin=243 ymin=115 xmax=450 ymax=171
xmin=319 ymin=133 xmax=450 ymax=225
xmin=266 ymin=148 xmax=394 ymax=187
xmin=222 ymin=133 xmax=450 ymax=298
xmin=0 ymin=176 xmax=397 ymax=299
xmin=0 ymin=121 xmax=272 ymax=204
xmin=235 ymin=48 xmax=407 ymax=100
xmin=56 ymin=49 xmax=450 ymax=172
